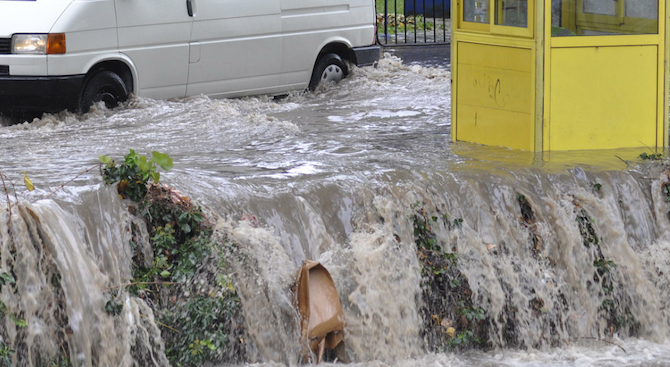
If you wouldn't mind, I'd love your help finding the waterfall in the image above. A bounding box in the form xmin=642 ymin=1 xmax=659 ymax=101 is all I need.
xmin=1 ymin=163 xmax=669 ymax=365
xmin=0 ymin=185 xmax=168 ymax=367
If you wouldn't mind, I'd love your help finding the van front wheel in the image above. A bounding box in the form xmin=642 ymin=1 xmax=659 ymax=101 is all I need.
xmin=79 ymin=71 xmax=129 ymax=113
xmin=309 ymin=53 xmax=348 ymax=91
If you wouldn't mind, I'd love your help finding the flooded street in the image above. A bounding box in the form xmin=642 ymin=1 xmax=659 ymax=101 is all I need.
xmin=0 ymin=55 xmax=452 ymax=193
xmin=2 ymin=54 xmax=670 ymax=366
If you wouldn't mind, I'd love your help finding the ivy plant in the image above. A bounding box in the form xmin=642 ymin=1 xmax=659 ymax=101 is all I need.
xmin=100 ymin=150 xmax=173 ymax=202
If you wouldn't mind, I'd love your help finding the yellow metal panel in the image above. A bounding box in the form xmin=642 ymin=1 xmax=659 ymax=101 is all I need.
xmin=459 ymin=20 xmax=491 ymax=32
xmin=534 ymin=0 xmax=544 ymax=151
xmin=549 ymin=45 xmax=658 ymax=150
xmin=458 ymin=64 xmax=532 ymax=113
xmin=664 ymin=0 xmax=669 ymax=148
xmin=455 ymin=42 xmax=534 ymax=150
xmin=457 ymin=105 xmax=533 ymax=150
xmin=576 ymin=19 xmax=658 ymax=35
xmin=551 ymin=34 xmax=661 ymax=47
xmin=458 ymin=42 xmax=533 ymax=71
xmin=452 ymin=0 xmax=460 ymax=144
xmin=452 ymin=31 xmax=536 ymax=47
xmin=543 ymin=0 xmax=553 ymax=150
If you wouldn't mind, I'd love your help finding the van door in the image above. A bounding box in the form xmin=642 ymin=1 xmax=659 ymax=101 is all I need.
xmin=186 ymin=0 xmax=283 ymax=97
xmin=114 ymin=0 xmax=193 ymax=99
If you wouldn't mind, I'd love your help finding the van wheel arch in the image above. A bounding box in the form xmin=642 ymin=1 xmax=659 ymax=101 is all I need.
xmin=315 ymin=43 xmax=354 ymax=65
xmin=78 ymin=61 xmax=134 ymax=113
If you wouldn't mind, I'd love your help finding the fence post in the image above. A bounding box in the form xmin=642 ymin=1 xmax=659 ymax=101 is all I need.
xmin=384 ymin=0 xmax=389 ymax=44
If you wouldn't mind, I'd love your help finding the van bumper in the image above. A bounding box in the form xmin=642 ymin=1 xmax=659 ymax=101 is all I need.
xmin=352 ymin=45 xmax=381 ymax=67
xmin=0 ymin=75 xmax=85 ymax=114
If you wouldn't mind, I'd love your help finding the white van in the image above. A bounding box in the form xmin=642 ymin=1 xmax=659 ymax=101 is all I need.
xmin=0 ymin=0 xmax=379 ymax=115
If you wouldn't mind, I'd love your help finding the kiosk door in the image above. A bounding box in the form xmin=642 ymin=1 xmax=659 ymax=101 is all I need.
xmin=547 ymin=0 xmax=664 ymax=151
xmin=455 ymin=0 xmax=536 ymax=150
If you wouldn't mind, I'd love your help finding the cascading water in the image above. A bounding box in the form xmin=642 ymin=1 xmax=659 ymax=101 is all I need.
xmin=1 ymin=55 xmax=670 ymax=366
xmin=219 ymin=164 xmax=670 ymax=363
xmin=0 ymin=186 xmax=169 ymax=366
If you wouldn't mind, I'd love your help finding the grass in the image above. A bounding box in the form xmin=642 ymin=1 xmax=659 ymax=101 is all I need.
xmin=376 ymin=0 xmax=404 ymax=14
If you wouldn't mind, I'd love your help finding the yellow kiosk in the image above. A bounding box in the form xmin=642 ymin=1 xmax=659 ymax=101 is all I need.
xmin=451 ymin=0 xmax=669 ymax=151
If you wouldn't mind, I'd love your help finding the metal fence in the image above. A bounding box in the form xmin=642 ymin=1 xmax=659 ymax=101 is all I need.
xmin=377 ymin=0 xmax=451 ymax=46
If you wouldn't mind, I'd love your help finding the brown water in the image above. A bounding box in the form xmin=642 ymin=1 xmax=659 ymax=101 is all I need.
xmin=1 ymin=55 xmax=670 ymax=366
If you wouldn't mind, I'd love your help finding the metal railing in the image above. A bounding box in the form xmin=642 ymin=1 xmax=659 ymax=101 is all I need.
xmin=377 ymin=0 xmax=451 ymax=46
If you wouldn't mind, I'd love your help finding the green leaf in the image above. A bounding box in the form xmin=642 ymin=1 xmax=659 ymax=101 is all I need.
xmin=151 ymin=151 xmax=174 ymax=171
xmin=191 ymin=212 xmax=203 ymax=223
xmin=105 ymin=300 xmax=123 ymax=316
xmin=639 ymin=152 xmax=663 ymax=160
xmin=99 ymin=155 xmax=112 ymax=164
xmin=160 ymin=270 xmax=171 ymax=278
xmin=137 ymin=156 xmax=153 ymax=172
xmin=10 ymin=314 xmax=26 ymax=327
xmin=152 ymin=172 xmax=160 ymax=183
xmin=125 ymin=149 xmax=139 ymax=165
xmin=593 ymin=183 xmax=602 ymax=193
xmin=181 ymin=223 xmax=191 ymax=234
xmin=0 ymin=273 xmax=15 ymax=287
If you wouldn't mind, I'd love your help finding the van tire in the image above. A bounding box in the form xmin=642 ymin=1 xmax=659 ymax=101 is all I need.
xmin=309 ymin=53 xmax=348 ymax=91
xmin=79 ymin=70 xmax=129 ymax=113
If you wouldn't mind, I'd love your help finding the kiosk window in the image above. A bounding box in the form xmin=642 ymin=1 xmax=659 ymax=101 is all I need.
xmin=495 ymin=0 xmax=528 ymax=27
xmin=552 ymin=0 xmax=658 ymax=36
xmin=583 ymin=0 xmax=616 ymax=16
xmin=625 ymin=0 xmax=657 ymax=19
xmin=464 ymin=0 xmax=489 ymax=23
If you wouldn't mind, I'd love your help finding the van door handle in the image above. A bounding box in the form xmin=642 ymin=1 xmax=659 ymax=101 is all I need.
xmin=186 ymin=0 xmax=193 ymax=16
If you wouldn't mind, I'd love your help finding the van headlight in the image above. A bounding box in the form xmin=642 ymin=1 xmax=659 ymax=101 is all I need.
xmin=12 ymin=34 xmax=47 ymax=54
xmin=11 ymin=34 xmax=66 ymax=55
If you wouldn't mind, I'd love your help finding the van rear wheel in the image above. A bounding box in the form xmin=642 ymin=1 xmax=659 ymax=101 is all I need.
xmin=79 ymin=70 xmax=129 ymax=113
xmin=309 ymin=53 xmax=348 ymax=91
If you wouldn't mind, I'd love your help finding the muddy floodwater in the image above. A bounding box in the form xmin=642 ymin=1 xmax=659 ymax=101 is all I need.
xmin=1 ymin=55 xmax=670 ymax=367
